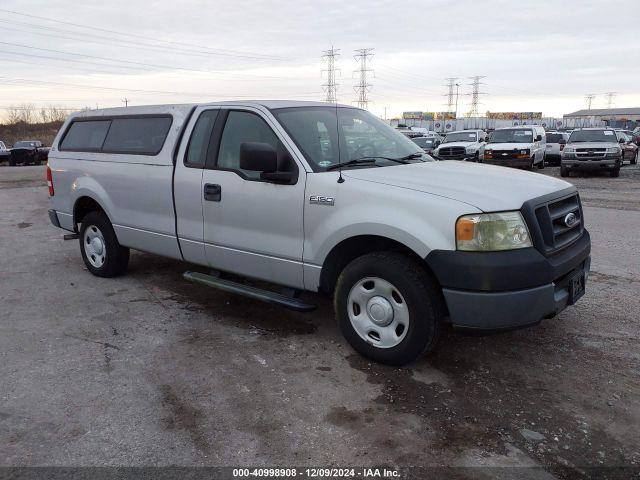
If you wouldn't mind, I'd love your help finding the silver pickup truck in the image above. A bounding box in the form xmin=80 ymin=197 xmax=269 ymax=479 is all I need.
xmin=47 ymin=101 xmax=591 ymax=365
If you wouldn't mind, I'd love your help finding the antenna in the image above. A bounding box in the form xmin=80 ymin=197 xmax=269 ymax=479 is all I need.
xmin=353 ymin=48 xmax=374 ymax=110
xmin=321 ymin=46 xmax=340 ymax=103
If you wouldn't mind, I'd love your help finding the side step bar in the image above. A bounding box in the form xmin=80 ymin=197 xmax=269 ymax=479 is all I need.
xmin=183 ymin=271 xmax=316 ymax=312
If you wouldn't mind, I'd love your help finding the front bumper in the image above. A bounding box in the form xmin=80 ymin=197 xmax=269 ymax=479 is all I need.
xmin=425 ymin=230 xmax=591 ymax=330
xmin=484 ymin=158 xmax=532 ymax=168
xmin=562 ymin=157 xmax=618 ymax=169
xmin=442 ymin=257 xmax=590 ymax=329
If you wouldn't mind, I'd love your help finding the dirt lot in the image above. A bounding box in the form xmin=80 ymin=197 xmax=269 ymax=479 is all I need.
xmin=1 ymin=164 xmax=639 ymax=478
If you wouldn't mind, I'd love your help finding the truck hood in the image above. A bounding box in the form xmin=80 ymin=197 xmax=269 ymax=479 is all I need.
xmin=485 ymin=142 xmax=533 ymax=150
xmin=343 ymin=161 xmax=572 ymax=212
xmin=438 ymin=141 xmax=475 ymax=148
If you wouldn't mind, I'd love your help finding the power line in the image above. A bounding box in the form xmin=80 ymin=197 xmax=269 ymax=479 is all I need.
xmin=0 ymin=8 xmax=287 ymax=61
xmin=584 ymin=94 xmax=596 ymax=110
xmin=443 ymin=77 xmax=458 ymax=112
xmin=465 ymin=76 xmax=487 ymax=117
xmin=321 ymin=46 xmax=340 ymax=103
xmin=605 ymin=92 xmax=617 ymax=108
xmin=353 ymin=48 xmax=374 ymax=110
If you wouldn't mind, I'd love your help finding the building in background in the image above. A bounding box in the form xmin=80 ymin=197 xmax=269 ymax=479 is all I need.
xmin=563 ymin=108 xmax=640 ymax=129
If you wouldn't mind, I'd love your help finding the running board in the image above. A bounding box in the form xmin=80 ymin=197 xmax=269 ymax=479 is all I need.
xmin=183 ymin=271 xmax=316 ymax=312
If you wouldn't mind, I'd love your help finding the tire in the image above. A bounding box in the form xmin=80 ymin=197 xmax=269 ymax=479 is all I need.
xmin=632 ymin=151 xmax=638 ymax=165
xmin=610 ymin=166 xmax=620 ymax=178
xmin=537 ymin=155 xmax=545 ymax=169
xmin=79 ymin=211 xmax=129 ymax=277
xmin=334 ymin=251 xmax=444 ymax=366
xmin=560 ymin=165 xmax=569 ymax=177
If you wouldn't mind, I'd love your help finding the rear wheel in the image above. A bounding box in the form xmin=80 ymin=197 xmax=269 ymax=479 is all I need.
xmin=79 ymin=211 xmax=129 ymax=277
xmin=334 ymin=252 xmax=444 ymax=366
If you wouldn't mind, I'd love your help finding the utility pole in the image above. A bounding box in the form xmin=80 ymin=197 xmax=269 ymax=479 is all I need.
xmin=454 ymin=83 xmax=460 ymax=118
xmin=466 ymin=76 xmax=487 ymax=118
xmin=584 ymin=94 xmax=596 ymax=110
xmin=122 ymin=98 xmax=129 ymax=107
xmin=443 ymin=77 xmax=458 ymax=113
xmin=353 ymin=48 xmax=374 ymax=110
xmin=321 ymin=46 xmax=340 ymax=103
xmin=605 ymin=92 xmax=617 ymax=109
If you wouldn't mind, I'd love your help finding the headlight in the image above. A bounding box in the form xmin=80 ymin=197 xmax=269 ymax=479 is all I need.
xmin=605 ymin=147 xmax=620 ymax=153
xmin=520 ymin=149 xmax=529 ymax=155
xmin=563 ymin=147 xmax=575 ymax=153
xmin=456 ymin=211 xmax=532 ymax=251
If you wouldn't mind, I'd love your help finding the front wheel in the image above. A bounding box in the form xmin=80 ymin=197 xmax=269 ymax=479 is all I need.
xmin=560 ymin=165 xmax=569 ymax=177
xmin=610 ymin=166 xmax=620 ymax=178
xmin=334 ymin=252 xmax=444 ymax=366
xmin=537 ymin=155 xmax=546 ymax=169
xmin=79 ymin=211 xmax=129 ymax=277
xmin=632 ymin=151 xmax=638 ymax=165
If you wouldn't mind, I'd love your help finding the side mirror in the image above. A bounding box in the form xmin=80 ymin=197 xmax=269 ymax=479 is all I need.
xmin=240 ymin=142 xmax=277 ymax=172
xmin=535 ymin=134 xmax=543 ymax=142
xmin=618 ymin=138 xmax=625 ymax=144
xmin=559 ymin=139 xmax=567 ymax=145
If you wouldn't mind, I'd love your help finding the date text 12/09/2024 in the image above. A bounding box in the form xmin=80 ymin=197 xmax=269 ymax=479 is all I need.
xmin=232 ymin=468 xmax=401 ymax=478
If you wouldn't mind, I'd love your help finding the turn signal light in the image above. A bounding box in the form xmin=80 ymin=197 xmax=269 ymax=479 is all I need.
xmin=46 ymin=165 xmax=54 ymax=196
xmin=456 ymin=217 xmax=475 ymax=241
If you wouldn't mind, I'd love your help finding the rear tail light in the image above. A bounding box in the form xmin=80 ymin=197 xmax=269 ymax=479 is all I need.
xmin=560 ymin=144 xmax=565 ymax=151
xmin=46 ymin=165 xmax=54 ymax=196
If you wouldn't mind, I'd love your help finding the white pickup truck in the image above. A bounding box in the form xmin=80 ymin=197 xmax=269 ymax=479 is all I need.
xmin=47 ymin=101 xmax=591 ymax=365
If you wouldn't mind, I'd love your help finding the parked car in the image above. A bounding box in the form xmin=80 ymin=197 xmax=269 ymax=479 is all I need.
xmin=47 ymin=102 xmax=590 ymax=366
xmin=9 ymin=140 xmax=49 ymax=166
xmin=432 ymin=129 xmax=486 ymax=161
xmin=483 ymin=126 xmax=546 ymax=169
xmin=411 ymin=136 xmax=440 ymax=154
xmin=561 ymin=128 xmax=623 ymax=177
xmin=544 ymin=131 xmax=569 ymax=166
xmin=0 ymin=141 xmax=9 ymax=161
xmin=615 ymin=131 xmax=638 ymax=164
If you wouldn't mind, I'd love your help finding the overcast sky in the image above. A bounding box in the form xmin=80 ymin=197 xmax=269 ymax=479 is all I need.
xmin=1 ymin=0 xmax=639 ymax=120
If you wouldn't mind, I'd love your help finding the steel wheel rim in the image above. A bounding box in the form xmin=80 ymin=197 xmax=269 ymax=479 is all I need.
xmin=347 ymin=276 xmax=410 ymax=349
xmin=84 ymin=225 xmax=106 ymax=268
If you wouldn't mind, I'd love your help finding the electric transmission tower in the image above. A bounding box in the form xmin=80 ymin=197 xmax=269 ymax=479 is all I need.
xmin=584 ymin=94 xmax=596 ymax=110
xmin=353 ymin=48 xmax=374 ymax=110
xmin=605 ymin=92 xmax=617 ymax=109
xmin=466 ymin=76 xmax=487 ymax=117
xmin=321 ymin=46 xmax=340 ymax=103
xmin=443 ymin=78 xmax=458 ymax=112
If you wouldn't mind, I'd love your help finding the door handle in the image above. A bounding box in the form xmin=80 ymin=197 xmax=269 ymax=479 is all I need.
xmin=204 ymin=183 xmax=221 ymax=202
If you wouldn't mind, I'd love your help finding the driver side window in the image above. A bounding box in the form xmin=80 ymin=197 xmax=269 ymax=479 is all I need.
xmin=217 ymin=111 xmax=279 ymax=179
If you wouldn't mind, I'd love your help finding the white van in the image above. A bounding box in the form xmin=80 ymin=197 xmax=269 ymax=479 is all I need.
xmin=483 ymin=126 xmax=546 ymax=169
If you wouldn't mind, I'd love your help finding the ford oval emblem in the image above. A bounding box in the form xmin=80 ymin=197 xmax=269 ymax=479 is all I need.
xmin=564 ymin=212 xmax=579 ymax=228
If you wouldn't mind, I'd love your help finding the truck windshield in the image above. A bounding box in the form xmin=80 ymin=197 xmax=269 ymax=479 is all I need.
xmin=443 ymin=132 xmax=477 ymax=143
xmin=412 ymin=137 xmax=436 ymax=148
xmin=271 ymin=106 xmax=431 ymax=171
xmin=488 ymin=130 xmax=533 ymax=144
xmin=14 ymin=141 xmax=38 ymax=148
xmin=568 ymin=130 xmax=618 ymax=143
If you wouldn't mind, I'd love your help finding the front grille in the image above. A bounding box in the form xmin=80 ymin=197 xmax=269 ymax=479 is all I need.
xmin=575 ymin=147 xmax=606 ymax=159
xmin=438 ymin=146 xmax=466 ymax=159
xmin=489 ymin=149 xmax=520 ymax=159
xmin=532 ymin=193 xmax=583 ymax=253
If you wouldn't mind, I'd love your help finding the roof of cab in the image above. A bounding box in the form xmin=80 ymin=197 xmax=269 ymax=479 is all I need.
xmin=71 ymin=100 xmax=354 ymax=118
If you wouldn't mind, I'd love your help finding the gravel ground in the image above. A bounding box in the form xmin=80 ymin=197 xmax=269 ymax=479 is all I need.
xmin=0 ymin=164 xmax=638 ymax=479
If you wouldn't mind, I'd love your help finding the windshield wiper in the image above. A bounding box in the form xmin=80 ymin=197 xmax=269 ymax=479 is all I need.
xmin=397 ymin=152 xmax=425 ymax=161
xmin=325 ymin=158 xmax=378 ymax=171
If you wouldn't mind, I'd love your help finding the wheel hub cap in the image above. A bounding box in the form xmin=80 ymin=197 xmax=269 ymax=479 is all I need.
xmin=366 ymin=296 xmax=394 ymax=326
xmin=91 ymin=237 xmax=104 ymax=255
